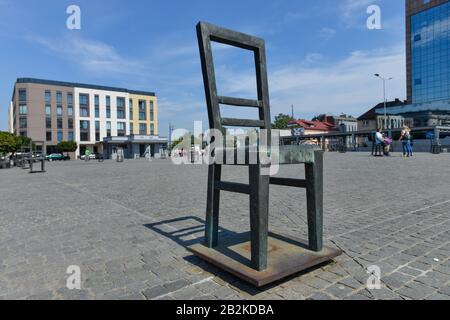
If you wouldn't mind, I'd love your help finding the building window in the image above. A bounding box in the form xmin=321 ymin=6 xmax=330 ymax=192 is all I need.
xmin=150 ymin=124 xmax=155 ymax=136
xmin=57 ymin=118 xmax=63 ymax=130
xmin=56 ymin=91 xmax=62 ymax=105
xmin=117 ymin=97 xmax=126 ymax=119
xmin=95 ymin=95 xmax=100 ymax=118
xmin=57 ymin=131 xmax=63 ymax=143
xmin=106 ymin=96 xmax=111 ymax=118
xmin=139 ymin=123 xmax=147 ymax=135
xmin=19 ymin=89 xmax=27 ymax=102
xmin=95 ymin=121 xmax=100 ymax=142
xmin=46 ymin=131 xmax=52 ymax=141
xmin=67 ymin=93 xmax=73 ymax=117
xmin=130 ymin=122 xmax=134 ymax=134
xmin=80 ymin=120 xmax=90 ymax=142
xmin=80 ymin=120 xmax=89 ymax=130
xmin=139 ymin=100 xmax=147 ymax=120
xmin=45 ymin=90 xmax=51 ymax=104
xmin=106 ymin=121 xmax=111 ymax=137
xmin=79 ymin=94 xmax=90 ymax=117
xmin=67 ymin=93 xmax=73 ymax=105
xmin=68 ymin=118 xmax=73 ymax=130
xmin=117 ymin=122 xmax=126 ymax=136
xmin=20 ymin=131 xmax=27 ymax=137
xmin=79 ymin=94 xmax=89 ymax=105
xmin=19 ymin=104 xmax=27 ymax=115
xmin=46 ymin=118 xmax=52 ymax=129
xmin=117 ymin=97 xmax=125 ymax=107
xmin=68 ymin=132 xmax=74 ymax=141
xmin=57 ymin=106 xmax=63 ymax=116
xmin=150 ymin=101 xmax=154 ymax=121
xmin=19 ymin=117 xmax=27 ymax=129
xmin=129 ymin=99 xmax=133 ymax=120
xmin=46 ymin=105 xmax=51 ymax=116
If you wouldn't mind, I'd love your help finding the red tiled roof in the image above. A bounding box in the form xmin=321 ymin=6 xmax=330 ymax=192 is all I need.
xmin=288 ymin=119 xmax=337 ymax=131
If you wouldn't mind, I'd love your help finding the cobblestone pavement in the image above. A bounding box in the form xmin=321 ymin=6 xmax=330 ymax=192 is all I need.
xmin=0 ymin=153 xmax=449 ymax=300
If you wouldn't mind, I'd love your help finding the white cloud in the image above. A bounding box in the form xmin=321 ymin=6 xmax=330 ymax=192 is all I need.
xmin=215 ymin=45 xmax=406 ymax=119
xmin=28 ymin=35 xmax=141 ymax=74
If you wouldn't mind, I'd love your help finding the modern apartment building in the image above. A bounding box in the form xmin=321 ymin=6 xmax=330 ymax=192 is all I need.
xmin=9 ymin=78 xmax=162 ymax=158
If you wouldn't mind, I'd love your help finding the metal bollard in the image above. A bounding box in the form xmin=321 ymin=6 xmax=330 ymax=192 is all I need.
xmin=30 ymin=157 xmax=46 ymax=174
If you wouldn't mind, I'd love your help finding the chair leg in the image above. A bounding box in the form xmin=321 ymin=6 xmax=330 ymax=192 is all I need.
xmin=205 ymin=164 xmax=221 ymax=248
xmin=305 ymin=151 xmax=324 ymax=252
xmin=249 ymin=164 xmax=270 ymax=271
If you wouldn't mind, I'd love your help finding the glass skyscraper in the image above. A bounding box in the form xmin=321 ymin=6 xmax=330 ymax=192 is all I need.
xmin=411 ymin=1 xmax=450 ymax=103
xmin=407 ymin=0 xmax=450 ymax=104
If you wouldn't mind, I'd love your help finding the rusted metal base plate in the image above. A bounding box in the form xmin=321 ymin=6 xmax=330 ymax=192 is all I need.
xmin=188 ymin=232 xmax=342 ymax=287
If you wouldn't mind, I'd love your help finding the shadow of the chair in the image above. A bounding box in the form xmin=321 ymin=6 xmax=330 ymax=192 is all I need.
xmin=144 ymin=215 xmax=224 ymax=248
xmin=144 ymin=216 xmax=255 ymax=266
xmin=143 ymin=216 xmax=333 ymax=295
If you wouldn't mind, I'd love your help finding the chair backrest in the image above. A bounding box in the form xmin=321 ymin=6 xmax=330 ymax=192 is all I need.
xmin=197 ymin=22 xmax=272 ymax=137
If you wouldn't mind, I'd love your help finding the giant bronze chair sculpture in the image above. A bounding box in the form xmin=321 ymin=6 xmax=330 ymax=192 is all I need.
xmin=189 ymin=22 xmax=341 ymax=287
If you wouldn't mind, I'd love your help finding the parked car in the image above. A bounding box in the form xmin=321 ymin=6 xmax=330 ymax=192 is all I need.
xmin=80 ymin=153 xmax=97 ymax=160
xmin=46 ymin=153 xmax=70 ymax=161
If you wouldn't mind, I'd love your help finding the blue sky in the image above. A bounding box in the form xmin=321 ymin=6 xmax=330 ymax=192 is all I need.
xmin=0 ymin=0 xmax=406 ymax=136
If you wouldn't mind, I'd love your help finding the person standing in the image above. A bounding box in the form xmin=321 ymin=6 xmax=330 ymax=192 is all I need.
xmin=375 ymin=128 xmax=385 ymax=146
xmin=399 ymin=126 xmax=413 ymax=157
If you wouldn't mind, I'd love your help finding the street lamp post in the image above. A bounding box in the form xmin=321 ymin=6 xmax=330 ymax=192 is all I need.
xmin=374 ymin=74 xmax=393 ymax=130
xmin=168 ymin=124 xmax=175 ymax=156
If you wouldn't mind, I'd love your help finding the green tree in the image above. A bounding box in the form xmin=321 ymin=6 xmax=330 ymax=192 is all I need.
xmin=0 ymin=132 xmax=31 ymax=156
xmin=57 ymin=141 xmax=78 ymax=156
xmin=170 ymin=137 xmax=184 ymax=151
xmin=272 ymin=113 xmax=294 ymax=130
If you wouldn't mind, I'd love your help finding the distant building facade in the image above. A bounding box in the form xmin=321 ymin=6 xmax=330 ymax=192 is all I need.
xmin=10 ymin=78 xmax=164 ymax=158
xmin=313 ymin=114 xmax=358 ymax=133
xmin=358 ymin=99 xmax=412 ymax=131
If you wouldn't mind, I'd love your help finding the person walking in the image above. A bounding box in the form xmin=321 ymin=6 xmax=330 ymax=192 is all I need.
xmin=399 ymin=126 xmax=413 ymax=157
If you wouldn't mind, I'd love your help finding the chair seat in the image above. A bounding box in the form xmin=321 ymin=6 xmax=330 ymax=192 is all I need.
xmin=212 ymin=144 xmax=322 ymax=165
xmin=276 ymin=145 xmax=322 ymax=165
